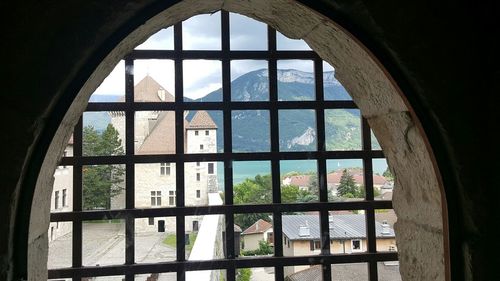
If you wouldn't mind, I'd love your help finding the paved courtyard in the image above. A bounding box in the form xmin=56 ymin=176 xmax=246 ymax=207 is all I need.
xmin=48 ymin=222 xmax=176 ymax=281
xmin=250 ymin=267 xmax=274 ymax=281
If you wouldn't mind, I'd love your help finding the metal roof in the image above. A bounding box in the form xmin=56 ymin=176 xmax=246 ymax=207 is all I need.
xmin=282 ymin=214 xmax=395 ymax=240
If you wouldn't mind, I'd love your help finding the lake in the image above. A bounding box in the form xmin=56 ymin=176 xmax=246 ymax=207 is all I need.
xmin=218 ymin=158 xmax=389 ymax=185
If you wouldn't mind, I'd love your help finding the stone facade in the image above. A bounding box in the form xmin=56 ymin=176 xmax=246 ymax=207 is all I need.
xmin=49 ymin=145 xmax=74 ymax=243
xmin=110 ymin=76 xmax=219 ymax=233
xmin=283 ymin=237 xmax=397 ymax=276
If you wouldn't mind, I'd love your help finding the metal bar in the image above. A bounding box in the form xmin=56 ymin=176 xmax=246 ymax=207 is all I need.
xmin=72 ymin=118 xmax=83 ymax=269
xmin=221 ymin=11 xmax=236 ymax=267
xmin=50 ymin=200 xmax=393 ymax=221
xmin=268 ymin=26 xmax=284 ymax=262
xmin=125 ymin=58 xmax=135 ymax=266
xmin=127 ymin=49 xmax=320 ymax=60
xmin=369 ymin=261 xmax=379 ymax=281
xmin=86 ymin=100 xmax=359 ymax=111
xmin=173 ymin=22 xmax=186 ymax=270
xmin=48 ymin=252 xmax=399 ymax=278
xmin=59 ymin=150 xmax=386 ymax=166
xmin=315 ymin=57 xmax=333 ymax=281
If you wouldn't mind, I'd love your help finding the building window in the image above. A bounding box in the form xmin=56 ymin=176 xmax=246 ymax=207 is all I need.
xmin=151 ymin=191 xmax=162 ymax=206
xmin=62 ymin=189 xmax=67 ymax=207
xmin=47 ymin=10 xmax=399 ymax=281
xmin=160 ymin=163 xmax=170 ymax=175
xmin=169 ymin=190 xmax=176 ymax=206
xmin=351 ymin=239 xmax=362 ymax=252
xmin=54 ymin=191 xmax=59 ymax=210
xmin=310 ymin=240 xmax=321 ymax=251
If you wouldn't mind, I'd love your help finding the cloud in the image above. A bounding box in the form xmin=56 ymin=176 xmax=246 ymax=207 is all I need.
xmin=92 ymin=60 xmax=125 ymax=96
xmin=229 ymin=13 xmax=268 ymax=50
xmin=276 ymin=31 xmax=312 ymax=50
xmin=231 ymin=60 xmax=268 ymax=81
xmin=134 ymin=59 xmax=176 ymax=95
xmin=91 ymin=12 xmax=332 ymax=99
xmin=183 ymin=12 xmax=221 ymax=50
xmin=135 ymin=27 xmax=174 ymax=50
xmin=183 ymin=60 xmax=222 ymax=99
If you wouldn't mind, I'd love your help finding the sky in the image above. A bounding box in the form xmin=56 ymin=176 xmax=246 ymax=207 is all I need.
xmin=92 ymin=12 xmax=335 ymax=100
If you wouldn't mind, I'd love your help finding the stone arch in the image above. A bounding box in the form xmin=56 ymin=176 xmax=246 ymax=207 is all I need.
xmin=27 ymin=1 xmax=448 ymax=280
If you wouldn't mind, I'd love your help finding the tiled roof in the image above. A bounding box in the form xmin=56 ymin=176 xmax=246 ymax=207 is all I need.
xmin=327 ymin=170 xmax=387 ymax=186
xmin=136 ymin=111 xmax=176 ymax=154
xmin=282 ymin=214 xmax=395 ymax=240
xmin=287 ymin=175 xmax=310 ymax=187
xmin=242 ymin=219 xmax=273 ymax=235
xmin=186 ymin=111 xmax=217 ymax=129
xmin=119 ymin=75 xmax=174 ymax=102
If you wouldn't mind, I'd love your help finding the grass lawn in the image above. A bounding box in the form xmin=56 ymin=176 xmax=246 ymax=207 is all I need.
xmin=163 ymin=232 xmax=198 ymax=254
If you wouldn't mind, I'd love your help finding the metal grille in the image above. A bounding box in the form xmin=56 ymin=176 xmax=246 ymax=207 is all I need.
xmin=49 ymin=10 xmax=398 ymax=281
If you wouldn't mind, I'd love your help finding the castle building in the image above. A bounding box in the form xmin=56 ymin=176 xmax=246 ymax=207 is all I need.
xmin=110 ymin=75 xmax=218 ymax=233
xmin=48 ymin=136 xmax=74 ymax=243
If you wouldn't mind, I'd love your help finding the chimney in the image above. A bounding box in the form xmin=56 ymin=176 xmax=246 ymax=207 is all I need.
xmin=381 ymin=220 xmax=391 ymax=236
xmin=158 ymin=88 xmax=166 ymax=101
xmin=298 ymin=221 xmax=310 ymax=237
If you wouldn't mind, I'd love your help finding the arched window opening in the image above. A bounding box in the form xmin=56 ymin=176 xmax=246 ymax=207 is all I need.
xmin=26 ymin=2 xmax=448 ymax=281
xmin=46 ymin=11 xmax=401 ymax=281
xmin=49 ymin=12 xmax=400 ymax=280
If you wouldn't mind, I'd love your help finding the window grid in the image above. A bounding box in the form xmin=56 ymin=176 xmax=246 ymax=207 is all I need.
xmin=48 ymin=10 xmax=397 ymax=281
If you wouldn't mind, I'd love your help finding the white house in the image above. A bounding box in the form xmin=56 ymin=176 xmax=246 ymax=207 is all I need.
xmin=241 ymin=219 xmax=274 ymax=251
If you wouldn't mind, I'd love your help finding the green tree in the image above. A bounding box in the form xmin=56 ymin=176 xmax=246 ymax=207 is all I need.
xmin=233 ymin=176 xmax=272 ymax=205
xmin=236 ymin=268 xmax=251 ymax=281
xmin=83 ymin=126 xmax=100 ymax=156
xmin=307 ymin=174 xmax=319 ymax=197
xmin=383 ymin=167 xmax=394 ymax=181
xmin=281 ymin=184 xmax=301 ymax=203
xmin=99 ymin=124 xmax=124 ymax=156
xmin=336 ymin=169 xmax=358 ymax=198
xmin=82 ymin=124 xmax=125 ymax=210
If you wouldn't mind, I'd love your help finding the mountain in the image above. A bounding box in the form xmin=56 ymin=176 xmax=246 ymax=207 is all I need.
xmin=188 ymin=69 xmax=361 ymax=152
